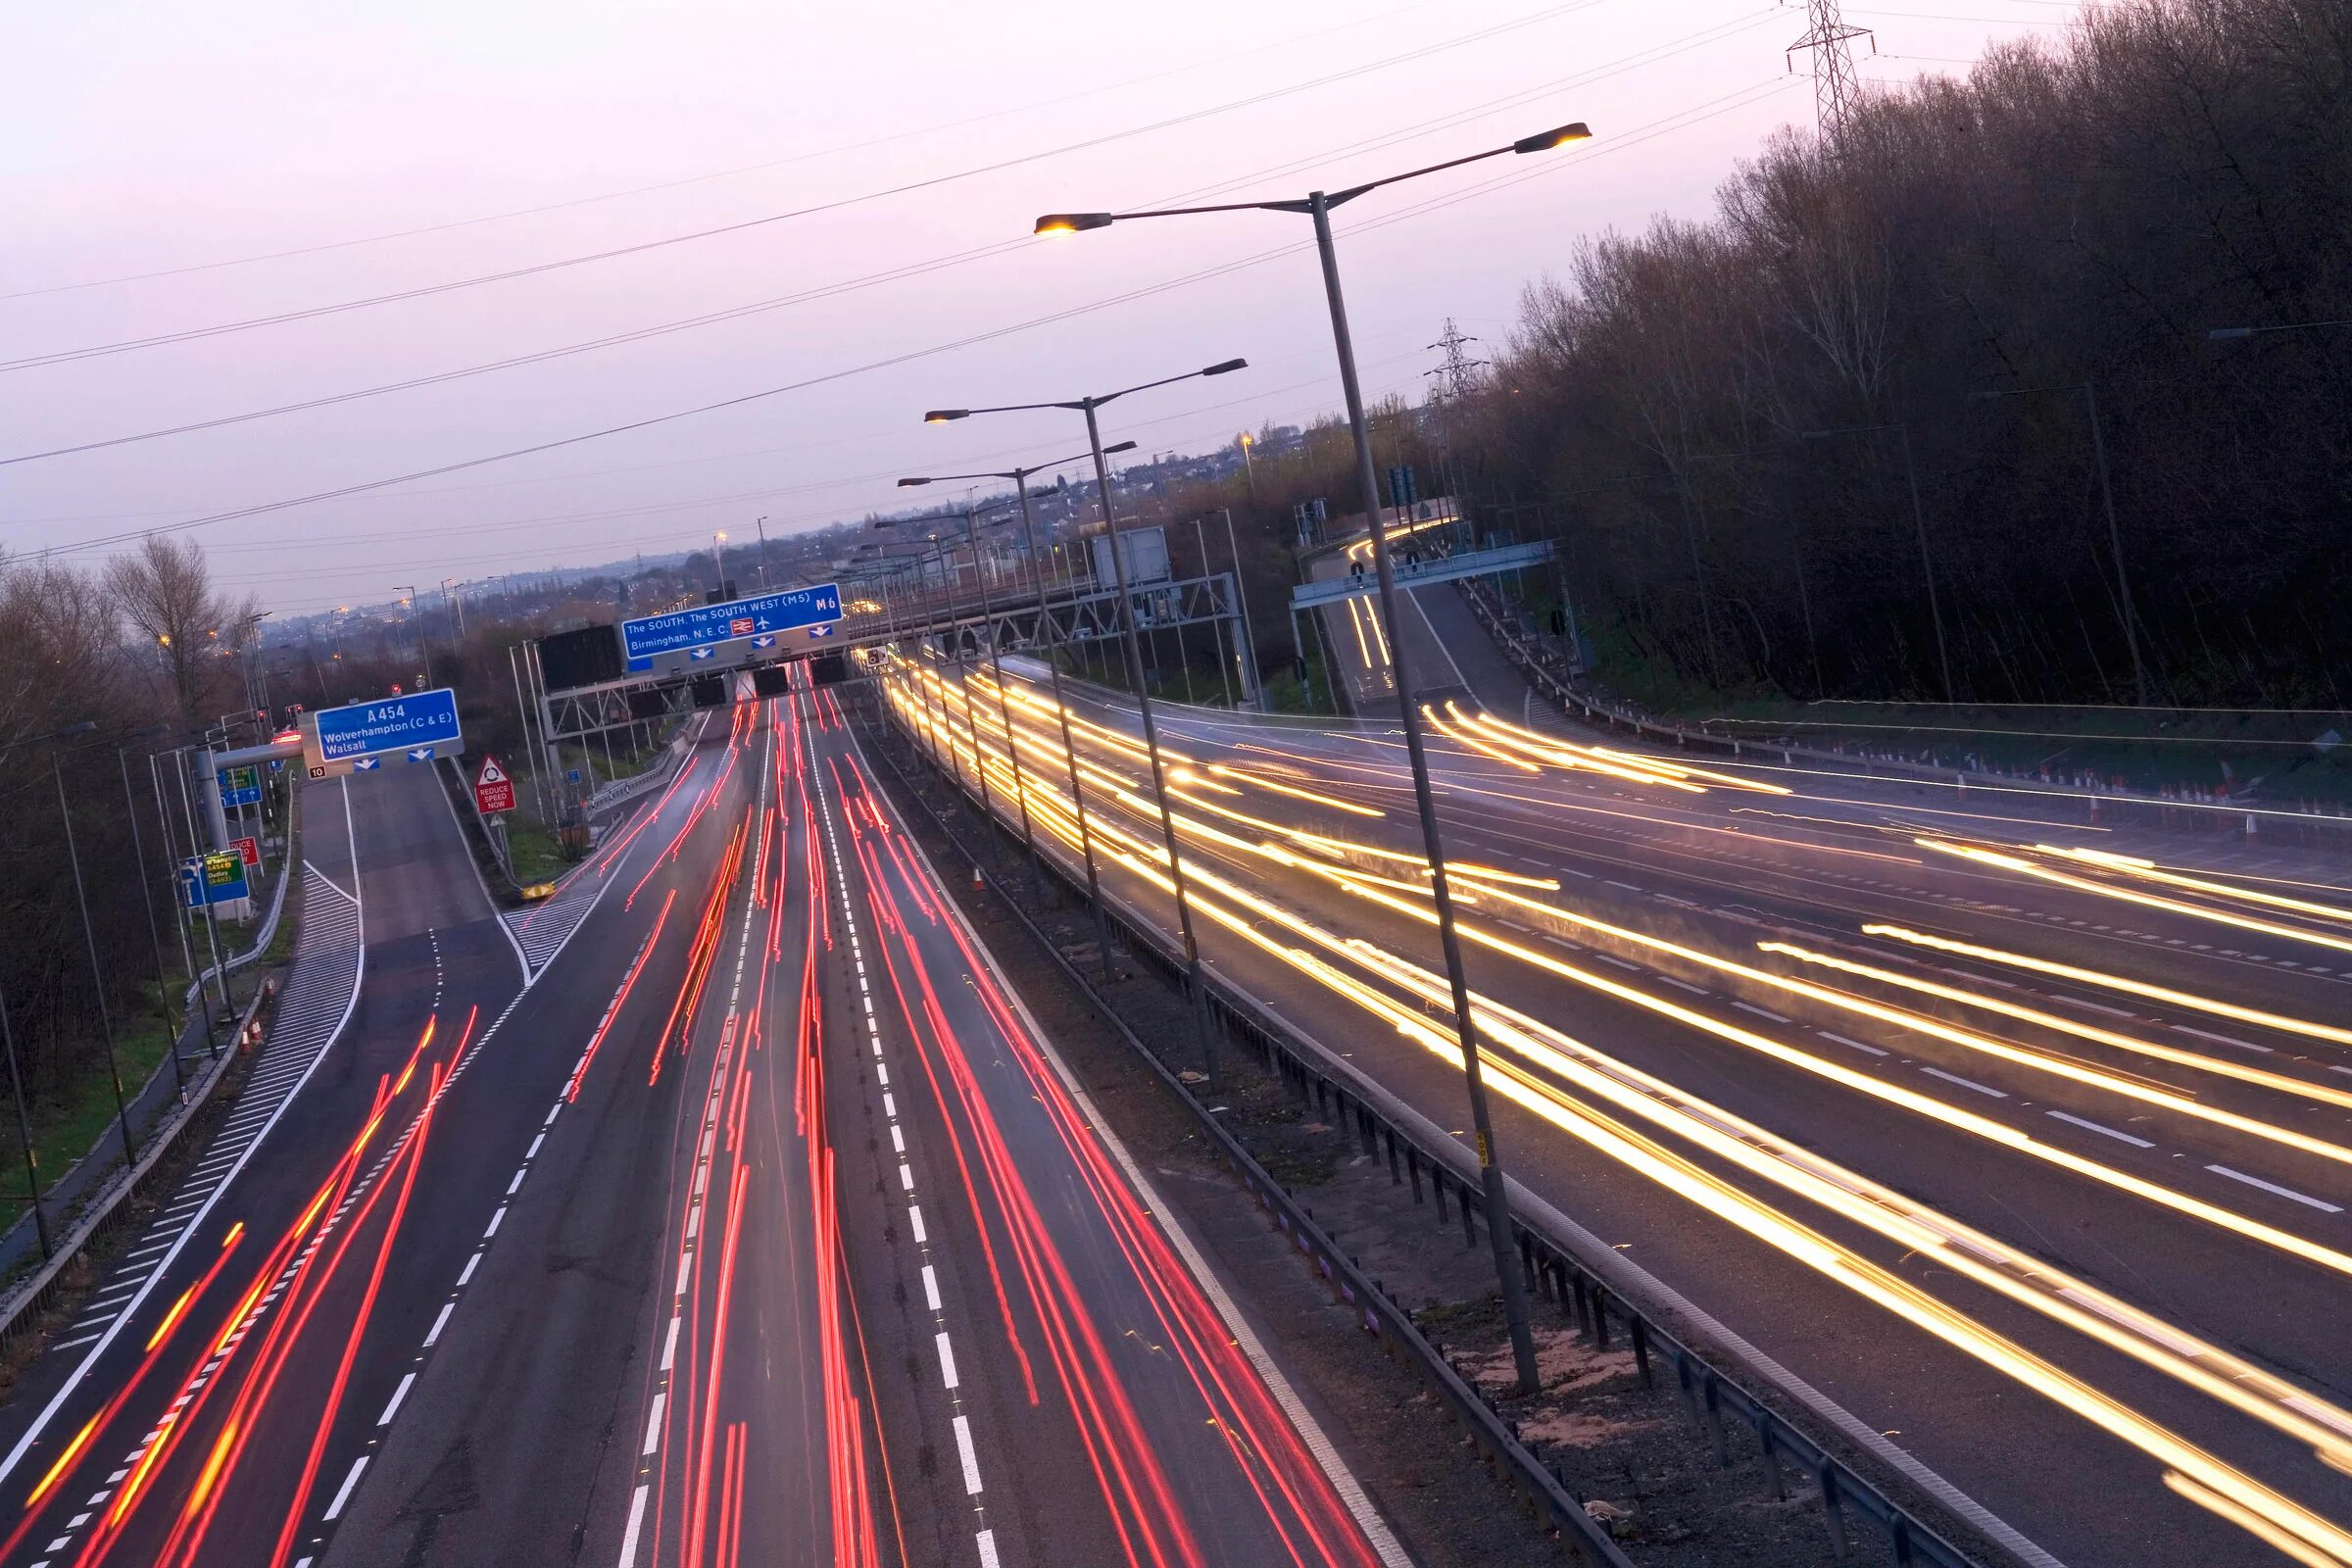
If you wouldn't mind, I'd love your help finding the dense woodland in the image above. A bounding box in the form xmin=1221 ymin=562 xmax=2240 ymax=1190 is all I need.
xmin=1452 ymin=0 xmax=2351 ymax=707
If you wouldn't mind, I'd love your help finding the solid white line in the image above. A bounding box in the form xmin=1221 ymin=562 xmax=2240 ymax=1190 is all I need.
xmin=2045 ymin=1110 xmax=2153 ymax=1150
xmin=2207 ymin=1165 xmax=2342 ymax=1213
xmin=0 ymin=780 xmax=369 ymax=1492
xmin=377 ymin=1372 xmax=416 ymax=1426
xmin=1921 ymin=1066 xmax=2007 ymax=1098
xmin=322 ymin=1455 xmax=368 ymax=1520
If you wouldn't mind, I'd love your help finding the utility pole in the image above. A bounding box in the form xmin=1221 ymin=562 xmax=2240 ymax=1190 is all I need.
xmin=1787 ymin=0 xmax=1874 ymax=141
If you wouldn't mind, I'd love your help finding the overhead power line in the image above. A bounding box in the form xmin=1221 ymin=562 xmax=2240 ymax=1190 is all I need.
xmin=0 ymin=2 xmax=1446 ymax=304
xmin=0 ymin=1 xmax=1588 ymax=373
xmin=21 ymin=76 xmax=1792 ymax=566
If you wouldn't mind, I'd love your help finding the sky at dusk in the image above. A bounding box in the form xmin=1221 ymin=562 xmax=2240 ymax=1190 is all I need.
xmin=7 ymin=0 xmax=2078 ymax=616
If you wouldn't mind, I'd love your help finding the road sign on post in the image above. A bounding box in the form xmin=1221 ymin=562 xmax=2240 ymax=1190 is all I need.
xmin=217 ymin=764 xmax=262 ymax=808
xmin=230 ymin=835 xmax=261 ymax=867
xmin=179 ymin=851 xmax=249 ymax=907
xmin=616 ymin=583 xmax=841 ymax=671
xmin=473 ymin=755 xmax=515 ymax=814
xmin=301 ymin=688 xmax=465 ymax=777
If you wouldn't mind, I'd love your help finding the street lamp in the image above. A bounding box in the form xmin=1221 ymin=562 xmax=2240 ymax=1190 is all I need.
xmin=898 ymin=442 xmax=1138 ymax=981
xmin=925 ymin=361 xmax=1249 ymax=1087
xmin=1034 ymin=127 xmax=1593 ymax=1393
xmin=713 ymin=531 xmax=730 ymax=598
xmin=392 ymin=585 xmax=431 ymax=687
xmin=1973 ymin=383 xmax=2146 ymax=706
xmin=1800 ymin=422 xmax=1953 ymax=703
xmin=1237 ymin=431 xmax=1257 ymax=503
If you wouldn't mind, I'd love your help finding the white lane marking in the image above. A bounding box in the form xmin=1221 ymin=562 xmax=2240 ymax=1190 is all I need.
xmin=423 ymin=1301 xmax=455 ymax=1347
xmin=977 ymin=1529 xmax=1002 ymax=1568
xmin=322 ymin=1455 xmax=368 ymax=1521
xmin=936 ymin=1332 xmax=960 ymax=1391
xmin=908 ymin=1204 xmax=925 ymax=1245
xmin=377 ymin=1372 xmax=416 ymax=1426
xmin=662 ymin=1316 xmax=681 ymax=1372
xmin=1732 ymin=1000 xmax=1791 ymax=1023
xmin=2172 ymin=1024 xmax=2270 ymax=1054
xmin=1656 ymin=976 xmax=1708 ymax=996
xmin=953 ymin=1414 xmax=985 ymax=1494
xmin=642 ymin=1392 xmax=666 ymax=1455
xmin=1818 ymin=1031 xmax=1888 ymax=1057
xmin=2045 ymin=1110 xmax=2153 ymax=1149
xmin=2207 ymin=1165 xmax=2342 ymax=1213
xmin=616 ymin=1483 xmax=651 ymax=1568
xmin=457 ymin=1251 xmax=480 ymax=1287
xmin=1921 ymin=1066 xmax=2007 ymax=1099
xmin=2051 ymin=994 xmax=2135 ymax=1019
xmin=922 ymin=1264 xmax=941 ymax=1311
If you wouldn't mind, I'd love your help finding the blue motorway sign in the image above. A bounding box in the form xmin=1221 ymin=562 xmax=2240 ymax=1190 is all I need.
xmin=617 ymin=584 xmax=841 ymax=663
xmin=312 ymin=688 xmax=464 ymax=763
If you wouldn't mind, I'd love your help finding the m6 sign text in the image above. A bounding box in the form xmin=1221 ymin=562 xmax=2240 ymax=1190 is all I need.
xmin=616 ymin=583 xmax=841 ymax=669
xmin=473 ymin=755 xmax=516 ymax=814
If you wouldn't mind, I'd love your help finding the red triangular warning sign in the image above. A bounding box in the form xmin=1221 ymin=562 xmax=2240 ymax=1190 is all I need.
xmin=475 ymin=756 xmax=508 ymax=786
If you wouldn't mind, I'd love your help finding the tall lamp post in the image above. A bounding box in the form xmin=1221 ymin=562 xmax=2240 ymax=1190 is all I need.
xmin=897 ymin=442 xmax=1139 ymax=982
xmin=41 ymin=722 xmax=140 ymax=1164
xmin=925 ymin=360 xmax=1250 ymax=1087
xmin=1974 ymin=382 xmax=2146 ymax=706
xmin=1801 ymin=422 xmax=1954 ymax=703
xmin=392 ymin=585 xmax=431 ymax=688
xmin=1032 ymin=125 xmax=1596 ymax=1393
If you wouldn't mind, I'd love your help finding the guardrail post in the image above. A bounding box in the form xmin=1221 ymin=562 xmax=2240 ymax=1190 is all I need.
xmin=1629 ymin=1315 xmax=1651 ymax=1386
xmin=1817 ymin=1459 xmax=1851 ymax=1559
xmin=1459 ymin=1184 xmax=1478 ymax=1249
xmin=1756 ymin=1416 xmax=1787 ymax=1500
xmin=1700 ymin=1368 xmax=1730 ymax=1466
xmin=1432 ymin=1165 xmax=1447 ymax=1223
xmin=1405 ymin=1144 xmax=1423 ymax=1203
xmin=1384 ymin=1123 xmax=1400 ymax=1184
xmin=1590 ymin=1282 xmax=1611 ymax=1350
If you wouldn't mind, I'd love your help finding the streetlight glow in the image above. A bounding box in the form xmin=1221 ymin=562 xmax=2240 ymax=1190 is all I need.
xmin=1034 ymin=212 xmax=1114 ymax=237
xmin=924 ymin=410 xmax=968 ymax=423
xmin=1511 ymin=122 xmax=1592 ymax=154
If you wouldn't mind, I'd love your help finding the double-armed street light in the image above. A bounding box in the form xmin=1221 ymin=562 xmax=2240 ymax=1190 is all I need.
xmin=898 ymin=442 xmax=1139 ymax=982
xmin=1030 ymin=124 xmax=1594 ymax=1392
xmin=924 ymin=361 xmax=1250 ymax=1085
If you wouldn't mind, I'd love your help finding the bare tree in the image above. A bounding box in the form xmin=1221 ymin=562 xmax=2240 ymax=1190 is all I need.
xmin=106 ymin=536 xmax=236 ymax=728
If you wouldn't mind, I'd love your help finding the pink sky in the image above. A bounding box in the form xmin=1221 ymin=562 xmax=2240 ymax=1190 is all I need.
xmin=5 ymin=0 xmax=2077 ymax=614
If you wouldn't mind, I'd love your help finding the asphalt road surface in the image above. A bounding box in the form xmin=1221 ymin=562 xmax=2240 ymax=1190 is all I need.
xmin=0 ymin=690 xmax=1398 ymax=1568
xmin=873 ymin=604 xmax=2352 ymax=1568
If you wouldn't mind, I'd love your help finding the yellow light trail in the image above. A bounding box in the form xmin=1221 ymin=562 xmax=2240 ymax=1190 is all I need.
xmin=1203 ymin=763 xmax=1387 ymax=818
xmin=877 ymin=666 xmax=2352 ymax=1561
xmin=1336 ymin=938 xmax=2352 ymax=1475
xmin=2041 ymin=844 xmax=2352 ymax=925
xmin=1918 ymin=837 xmax=2352 ymax=957
xmin=1760 ymin=940 xmax=2352 ymax=1113
xmin=1864 ymin=923 xmax=2352 ymax=1053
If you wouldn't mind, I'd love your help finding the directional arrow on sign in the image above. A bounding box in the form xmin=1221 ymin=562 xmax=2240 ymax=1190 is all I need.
xmin=808 ymin=623 xmax=835 ymax=638
xmin=689 ymin=647 xmax=714 ymax=662
xmin=750 ymin=634 xmax=775 ymax=649
xmin=354 ymin=757 xmax=380 ymax=771
xmin=408 ymin=746 xmax=435 ymax=761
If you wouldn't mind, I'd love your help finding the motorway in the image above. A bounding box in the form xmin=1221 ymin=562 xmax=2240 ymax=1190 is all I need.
xmin=0 ymin=689 xmax=1397 ymax=1566
xmin=874 ymin=581 xmax=2352 ymax=1568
